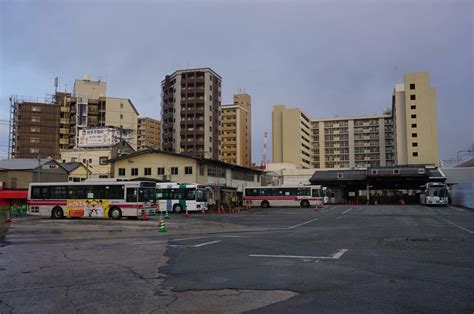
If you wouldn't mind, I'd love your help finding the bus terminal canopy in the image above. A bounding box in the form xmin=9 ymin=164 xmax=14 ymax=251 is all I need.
xmin=309 ymin=166 xmax=446 ymax=190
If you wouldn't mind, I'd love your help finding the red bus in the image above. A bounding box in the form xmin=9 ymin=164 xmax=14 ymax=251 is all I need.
xmin=28 ymin=180 xmax=157 ymax=220
xmin=243 ymin=185 xmax=327 ymax=208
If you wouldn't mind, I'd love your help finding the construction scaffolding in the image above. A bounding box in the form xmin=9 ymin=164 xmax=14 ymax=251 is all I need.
xmin=8 ymin=94 xmax=59 ymax=159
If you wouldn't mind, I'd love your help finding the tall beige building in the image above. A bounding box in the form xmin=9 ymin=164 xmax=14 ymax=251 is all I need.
xmin=161 ymin=68 xmax=221 ymax=159
xmin=272 ymin=105 xmax=312 ymax=168
xmin=220 ymin=93 xmax=252 ymax=167
xmin=272 ymin=105 xmax=394 ymax=169
xmin=138 ymin=117 xmax=161 ymax=150
xmin=392 ymin=72 xmax=438 ymax=165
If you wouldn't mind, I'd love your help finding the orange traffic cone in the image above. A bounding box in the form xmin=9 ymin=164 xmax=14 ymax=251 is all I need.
xmin=5 ymin=211 xmax=11 ymax=223
xmin=158 ymin=217 xmax=164 ymax=227
xmin=142 ymin=210 xmax=148 ymax=221
xmin=201 ymin=207 xmax=205 ymax=214
xmin=184 ymin=209 xmax=190 ymax=218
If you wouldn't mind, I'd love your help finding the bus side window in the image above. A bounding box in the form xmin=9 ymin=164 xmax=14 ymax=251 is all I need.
xmin=67 ymin=186 xmax=85 ymax=199
xmin=126 ymin=188 xmax=137 ymax=202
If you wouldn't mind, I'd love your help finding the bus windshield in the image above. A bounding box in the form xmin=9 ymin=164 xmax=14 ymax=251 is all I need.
xmin=428 ymin=187 xmax=448 ymax=197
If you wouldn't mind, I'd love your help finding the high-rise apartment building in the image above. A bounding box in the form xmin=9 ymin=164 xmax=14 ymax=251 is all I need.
xmin=220 ymin=93 xmax=252 ymax=167
xmin=10 ymin=97 xmax=60 ymax=159
xmin=273 ymin=105 xmax=394 ymax=169
xmin=272 ymin=72 xmax=439 ymax=169
xmin=138 ymin=117 xmax=161 ymax=150
xmin=392 ymin=72 xmax=438 ymax=165
xmin=312 ymin=114 xmax=394 ymax=168
xmin=161 ymin=68 xmax=221 ymax=159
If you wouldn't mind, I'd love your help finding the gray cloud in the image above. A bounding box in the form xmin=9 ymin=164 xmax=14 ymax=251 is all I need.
xmin=1 ymin=0 xmax=472 ymax=162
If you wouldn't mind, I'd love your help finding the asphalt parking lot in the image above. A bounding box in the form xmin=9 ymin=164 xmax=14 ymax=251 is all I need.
xmin=0 ymin=204 xmax=473 ymax=313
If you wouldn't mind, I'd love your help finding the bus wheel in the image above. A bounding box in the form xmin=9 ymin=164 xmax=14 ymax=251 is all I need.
xmin=173 ymin=204 xmax=183 ymax=213
xmin=261 ymin=201 xmax=269 ymax=208
xmin=52 ymin=206 xmax=64 ymax=219
xmin=109 ymin=207 xmax=122 ymax=220
xmin=301 ymin=200 xmax=310 ymax=208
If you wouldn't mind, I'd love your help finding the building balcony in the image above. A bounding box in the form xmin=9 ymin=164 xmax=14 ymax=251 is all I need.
xmin=60 ymin=106 xmax=70 ymax=113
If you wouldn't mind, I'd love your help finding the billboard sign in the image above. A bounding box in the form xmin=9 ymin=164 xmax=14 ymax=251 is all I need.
xmin=77 ymin=127 xmax=118 ymax=147
xmin=77 ymin=127 xmax=134 ymax=148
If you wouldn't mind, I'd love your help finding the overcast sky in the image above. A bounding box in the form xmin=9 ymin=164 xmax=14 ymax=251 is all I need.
xmin=1 ymin=0 xmax=473 ymax=163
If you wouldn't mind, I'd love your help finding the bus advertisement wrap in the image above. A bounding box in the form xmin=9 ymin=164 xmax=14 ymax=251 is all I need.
xmin=66 ymin=199 xmax=109 ymax=218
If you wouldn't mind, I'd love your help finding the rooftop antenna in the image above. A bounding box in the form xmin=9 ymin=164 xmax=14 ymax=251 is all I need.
xmin=260 ymin=132 xmax=268 ymax=169
xmin=54 ymin=76 xmax=59 ymax=94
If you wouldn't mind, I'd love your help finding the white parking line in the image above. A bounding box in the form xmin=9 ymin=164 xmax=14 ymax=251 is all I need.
xmin=336 ymin=216 xmax=344 ymax=220
xmin=287 ymin=218 xmax=319 ymax=229
xmin=440 ymin=219 xmax=474 ymax=234
xmin=249 ymin=249 xmax=348 ymax=260
xmin=332 ymin=249 xmax=349 ymax=259
xmin=342 ymin=208 xmax=352 ymax=214
xmin=424 ymin=206 xmax=434 ymax=211
xmin=193 ymin=240 xmax=221 ymax=247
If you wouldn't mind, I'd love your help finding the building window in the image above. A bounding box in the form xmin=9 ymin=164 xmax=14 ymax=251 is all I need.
xmin=118 ymin=168 xmax=126 ymax=176
xmin=99 ymin=157 xmax=108 ymax=165
xmin=131 ymin=168 xmax=138 ymax=176
xmin=30 ymin=138 xmax=40 ymax=143
xmin=412 ymin=123 xmax=417 ymax=128
xmin=413 ymin=152 xmax=418 ymax=157
xmin=120 ymin=103 xmax=124 ymax=108
xmin=30 ymin=148 xmax=39 ymax=154
xmin=89 ymin=158 xmax=92 ymax=163
xmin=411 ymin=114 xmax=416 ymax=119
xmin=31 ymin=106 xmax=41 ymax=112
xmin=171 ymin=167 xmax=178 ymax=175
xmin=411 ymin=105 xmax=416 ymax=110
xmin=410 ymin=94 xmax=416 ymax=100
xmin=30 ymin=127 xmax=40 ymax=133
xmin=412 ymin=142 xmax=418 ymax=147
xmin=120 ymin=114 xmax=123 ymax=119
xmin=157 ymin=167 xmax=165 ymax=175
xmin=185 ymin=166 xmax=193 ymax=175
xmin=10 ymin=178 xmax=17 ymax=189
xmin=412 ymin=133 xmax=417 ymax=138
xmin=144 ymin=168 xmax=151 ymax=176
xmin=199 ymin=165 xmax=205 ymax=176
xmin=71 ymin=158 xmax=77 ymax=162
xmin=410 ymin=83 xmax=415 ymax=90
xmin=31 ymin=117 xmax=41 ymax=123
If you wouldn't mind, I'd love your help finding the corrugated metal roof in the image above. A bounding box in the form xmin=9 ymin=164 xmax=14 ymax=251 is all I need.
xmin=0 ymin=159 xmax=52 ymax=170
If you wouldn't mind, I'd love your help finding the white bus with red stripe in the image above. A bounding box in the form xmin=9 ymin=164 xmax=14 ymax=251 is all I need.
xmin=28 ymin=180 xmax=157 ymax=220
xmin=243 ymin=185 xmax=327 ymax=208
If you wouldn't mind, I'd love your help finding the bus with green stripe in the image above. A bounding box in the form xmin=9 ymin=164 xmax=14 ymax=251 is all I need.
xmin=156 ymin=183 xmax=209 ymax=213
